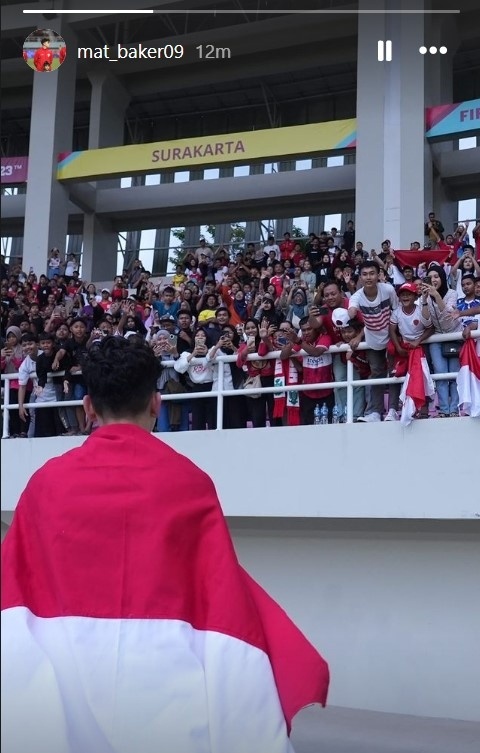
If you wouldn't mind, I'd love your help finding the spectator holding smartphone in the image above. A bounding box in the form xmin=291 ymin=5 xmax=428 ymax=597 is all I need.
xmin=207 ymin=326 xmax=246 ymax=429
xmin=151 ymin=329 xmax=188 ymax=433
xmin=448 ymin=247 xmax=480 ymax=296
xmin=236 ymin=318 xmax=275 ymax=427
xmin=285 ymin=288 xmax=309 ymax=330
xmin=174 ymin=329 xmax=215 ymax=430
xmin=1 ymin=326 xmax=25 ymax=437
xmin=269 ymin=322 xmax=302 ymax=426
xmin=418 ymin=264 xmax=462 ymax=417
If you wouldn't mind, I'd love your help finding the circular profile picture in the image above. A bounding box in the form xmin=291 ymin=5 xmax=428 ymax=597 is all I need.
xmin=23 ymin=29 xmax=67 ymax=72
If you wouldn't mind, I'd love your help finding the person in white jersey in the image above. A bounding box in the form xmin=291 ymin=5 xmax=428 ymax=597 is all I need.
xmin=387 ymin=282 xmax=434 ymax=420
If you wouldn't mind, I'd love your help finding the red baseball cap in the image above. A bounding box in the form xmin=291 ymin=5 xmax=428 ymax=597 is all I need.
xmin=398 ymin=283 xmax=418 ymax=294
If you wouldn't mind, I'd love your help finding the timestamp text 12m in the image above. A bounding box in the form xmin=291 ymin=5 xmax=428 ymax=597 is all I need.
xmin=196 ymin=44 xmax=232 ymax=60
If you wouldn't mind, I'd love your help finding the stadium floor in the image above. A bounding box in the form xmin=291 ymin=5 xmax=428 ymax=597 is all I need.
xmin=290 ymin=706 xmax=479 ymax=753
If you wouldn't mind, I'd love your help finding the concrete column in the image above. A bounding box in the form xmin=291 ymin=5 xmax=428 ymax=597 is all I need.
xmin=153 ymin=228 xmax=171 ymax=276
xmin=356 ymin=0 xmax=426 ymax=250
xmin=82 ymin=73 xmax=130 ymax=281
xmin=425 ymin=14 xmax=458 ymax=240
xmin=152 ymin=172 xmax=174 ymax=275
xmin=308 ymin=157 xmax=328 ymax=236
xmin=275 ymin=161 xmax=295 ymax=236
xmin=342 ymin=154 xmax=356 ymax=234
xmin=245 ymin=164 xmax=265 ymax=242
xmin=10 ymin=237 xmax=24 ymax=264
xmin=123 ymin=181 xmax=144 ymax=275
xmin=22 ymin=22 xmax=77 ymax=275
xmin=183 ymin=170 xmax=204 ymax=252
xmin=215 ymin=168 xmax=235 ymax=246
xmin=82 ymin=217 xmax=120 ymax=282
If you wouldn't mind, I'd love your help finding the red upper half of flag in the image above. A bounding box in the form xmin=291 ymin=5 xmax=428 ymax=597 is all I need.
xmin=394 ymin=249 xmax=451 ymax=268
xmin=405 ymin=348 xmax=428 ymax=411
xmin=460 ymin=338 xmax=480 ymax=380
xmin=1 ymin=424 xmax=329 ymax=726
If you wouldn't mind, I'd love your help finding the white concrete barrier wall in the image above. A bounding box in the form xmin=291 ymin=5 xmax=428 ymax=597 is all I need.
xmin=2 ymin=420 xmax=479 ymax=720
xmin=231 ymin=521 xmax=480 ymax=722
xmin=2 ymin=419 xmax=480 ymax=518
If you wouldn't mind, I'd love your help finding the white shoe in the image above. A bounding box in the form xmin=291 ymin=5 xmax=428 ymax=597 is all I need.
xmin=356 ymin=412 xmax=381 ymax=423
xmin=384 ymin=408 xmax=399 ymax=422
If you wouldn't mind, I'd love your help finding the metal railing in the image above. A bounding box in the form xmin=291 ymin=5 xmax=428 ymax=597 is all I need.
xmin=1 ymin=331 xmax=478 ymax=438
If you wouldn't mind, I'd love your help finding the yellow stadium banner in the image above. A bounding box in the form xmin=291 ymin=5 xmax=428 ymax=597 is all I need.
xmin=57 ymin=119 xmax=357 ymax=182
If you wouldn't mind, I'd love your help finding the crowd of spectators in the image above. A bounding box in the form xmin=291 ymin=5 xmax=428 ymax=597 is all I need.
xmin=1 ymin=217 xmax=479 ymax=437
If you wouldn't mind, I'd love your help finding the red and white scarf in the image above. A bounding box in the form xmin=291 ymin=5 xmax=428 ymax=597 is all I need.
xmin=273 ymin=359 xmax=301 ymax=425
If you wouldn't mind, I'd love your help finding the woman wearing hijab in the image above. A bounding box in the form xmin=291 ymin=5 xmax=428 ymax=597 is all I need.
xmin=253 ymin=294 xmax=281 ymax=326
xmin=232 ymin=290 xmax=249 ymax=322
xmin=1 ymin=326 xmax=26 ymax=436
xmin=285 ymin=288 xmax=310 ymax=331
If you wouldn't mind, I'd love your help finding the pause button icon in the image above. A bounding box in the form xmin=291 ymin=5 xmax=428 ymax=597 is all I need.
xmin=377 ymin=40 xmax=392 ymax=62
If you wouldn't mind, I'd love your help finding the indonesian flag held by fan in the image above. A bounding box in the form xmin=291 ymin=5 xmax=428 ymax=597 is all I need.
xmin=399 ymin=347 xmax=435 ymax=425
xmin=457 ymin=336 xmax=480 ymax=417
xmin=1 ymin=425 xmax=329 ymax=753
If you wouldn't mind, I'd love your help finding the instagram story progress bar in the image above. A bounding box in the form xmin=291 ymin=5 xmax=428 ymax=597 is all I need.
xmin=22 ymin=9 xmax=461 ymax=14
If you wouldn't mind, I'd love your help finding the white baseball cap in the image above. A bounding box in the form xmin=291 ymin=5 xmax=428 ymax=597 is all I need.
xmin=332 ymin=308 xmax=351 ymax=328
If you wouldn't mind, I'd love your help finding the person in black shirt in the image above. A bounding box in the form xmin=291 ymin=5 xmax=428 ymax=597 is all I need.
xmin=306 ymin=237 xmax=323 ymax=274
xmin=34 ymin=333 xmax=68 ymax=437
xmin=54 ymin=318 xmax=90 ymax=433
xmin=342 ymin=220 xmax=355 ymax=254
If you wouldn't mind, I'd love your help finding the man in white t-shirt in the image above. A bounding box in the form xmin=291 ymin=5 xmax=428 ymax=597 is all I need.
xmin=194 ymin=238 xmax=213 ymax=262
xmin=265 ymin=235 xmax=281 ymax=261
xmin=348 ymin=260 xmax=398 ymax=422
xmin=17 ymin=334 xmax=41 ymax=438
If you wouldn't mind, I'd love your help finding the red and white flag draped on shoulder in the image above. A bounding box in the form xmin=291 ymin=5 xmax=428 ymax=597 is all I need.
xmin=457 ymin=337 xmax=480 ymax=418
xmin=1 ymin=425 xmax=329 ymax=753
xmin=399 ymin=347 xmax=435 ymax=425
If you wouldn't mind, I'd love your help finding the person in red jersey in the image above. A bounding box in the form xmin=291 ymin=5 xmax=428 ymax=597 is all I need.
xmin=59 ymin=44 xmax=67 ymax=65
xmin=33 ymin=37 xmax=53 ymax=71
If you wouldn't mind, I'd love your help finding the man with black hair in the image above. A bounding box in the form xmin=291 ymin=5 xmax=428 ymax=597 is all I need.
xmin=55 ymin=318 xmax=90 ymax=433
xmin=279 ymin=232 xmax=295 ymax=261
xmin=152 ymin=285 xmax=181 ymax=319
xmin=342 ymin=220 xmax=355 ymax=254
xmin=402 ymin=265 xmax=415 ymax=283
xmin=17 ymin=333 xmax=40 ymax=437
xmin=176 ymin=310 xmax=194 ymax=353
xmin=33 ymin=37 xmax=53 ymax=71
xmin=2 ymin=335 xmax=329 ymax=753
xmin=456 ymin=274 xmax=480 ymax=328
xmin=425 ymin=212 xmax=444 ymax=245
xmin=280 ymin=315 xmax=334 ymax=425
xmin=34 ymin=332 xmax=66 ymax=437
xmin=348 ymin=260 xmax=398 ymax=422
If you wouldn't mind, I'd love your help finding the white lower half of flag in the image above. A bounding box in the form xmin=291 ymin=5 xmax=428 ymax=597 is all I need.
xmin=399 ymin=355 xmax=435 ymax=426
xmin=399 ymin=391 xmax=417 ymax=425
xmin=2 ymin=607 xmax=295 ymax=753
xmin=457 ymin=363 xmax=480 ymax=417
